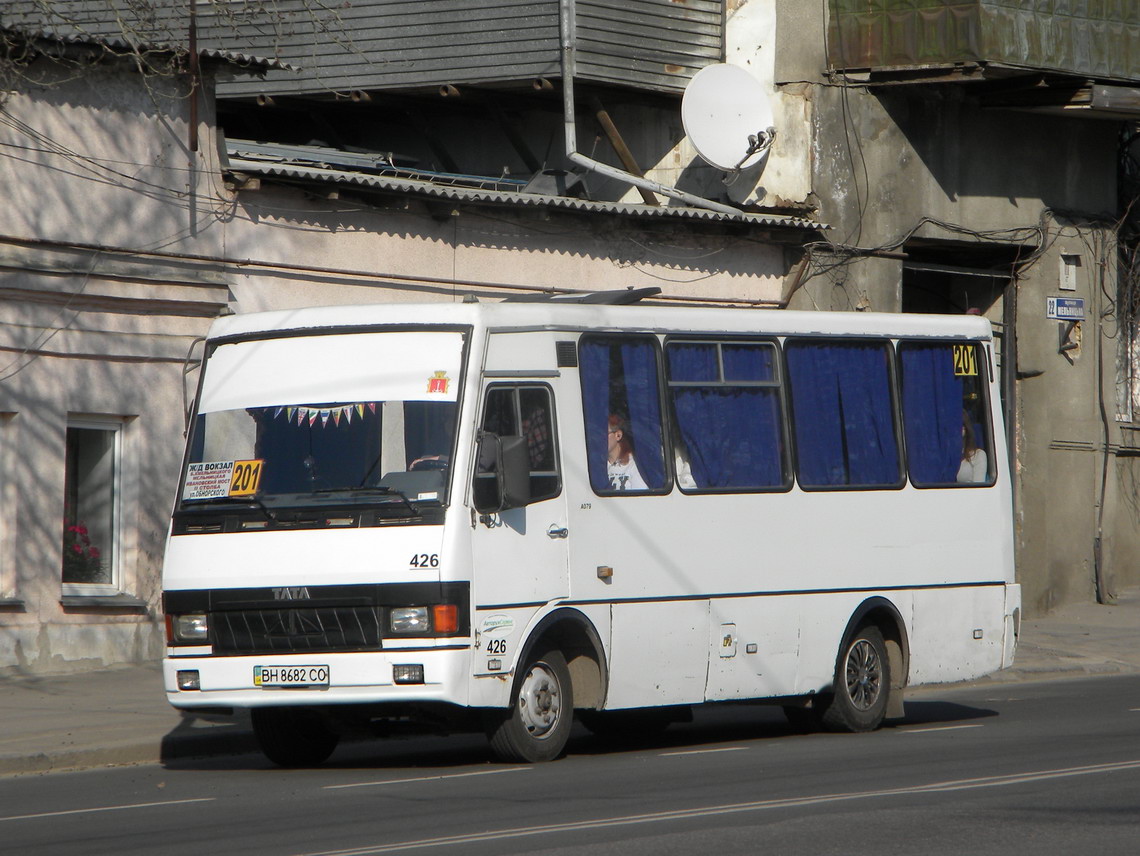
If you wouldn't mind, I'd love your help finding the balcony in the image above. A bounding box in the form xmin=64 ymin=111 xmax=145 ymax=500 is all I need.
xmin=207 ymin=0 xmax=726 ymax=100
xmin=827 ymin=0 xmax=1140 ymax=117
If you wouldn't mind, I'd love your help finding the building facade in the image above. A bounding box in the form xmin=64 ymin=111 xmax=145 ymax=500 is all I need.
xmin=1 ymin=0 xmax=1138 ymax=674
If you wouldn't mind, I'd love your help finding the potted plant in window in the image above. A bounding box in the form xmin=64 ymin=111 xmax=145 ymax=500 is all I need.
xmin=62 ymin=522 xmax=104 ymax=583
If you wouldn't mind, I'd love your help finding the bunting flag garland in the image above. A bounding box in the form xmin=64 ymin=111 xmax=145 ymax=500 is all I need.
xmin=264 ymin=403 xmax=378 ymax=428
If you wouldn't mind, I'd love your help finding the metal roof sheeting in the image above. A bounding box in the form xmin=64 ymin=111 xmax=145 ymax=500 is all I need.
xmin=226 ymin=154 xmax=822 ymax=230
xmin=1 ymin=2 xmax=289 ymax=72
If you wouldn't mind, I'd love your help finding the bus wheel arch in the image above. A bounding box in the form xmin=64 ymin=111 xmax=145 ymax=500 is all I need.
xmin=821 ymin=598 xmax=910 ymax=731
xmin=518 ymin=607 xmax=608 ymax=711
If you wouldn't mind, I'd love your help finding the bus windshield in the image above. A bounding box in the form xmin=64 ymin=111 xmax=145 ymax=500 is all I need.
xmin=179 ymin=330 xmax=464 ymax=510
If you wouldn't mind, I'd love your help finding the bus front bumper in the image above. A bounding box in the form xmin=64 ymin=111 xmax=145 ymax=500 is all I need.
xmin=163 ymin=647 xmax=474 ymax=710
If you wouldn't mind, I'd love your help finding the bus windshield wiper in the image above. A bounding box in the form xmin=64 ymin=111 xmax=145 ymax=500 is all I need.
xmin=350 ymin=486 xmax=419 ymax=515
xmin=244 ymin=496 xmax=278 ymax=523
xmin=179 ymin=495 xmax=277 ymax=522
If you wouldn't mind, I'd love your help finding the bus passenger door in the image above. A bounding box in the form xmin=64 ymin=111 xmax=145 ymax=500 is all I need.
xmin=470 ymin=381 xmax=569 ymax=609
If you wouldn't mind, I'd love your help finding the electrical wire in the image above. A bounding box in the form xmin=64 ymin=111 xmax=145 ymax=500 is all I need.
xmin=0 ymin=251 xmax=99 ymax=382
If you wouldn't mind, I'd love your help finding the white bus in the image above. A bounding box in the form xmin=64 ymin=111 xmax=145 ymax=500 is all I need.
xmin=162 ymin=294 xmax=1020 ymax=765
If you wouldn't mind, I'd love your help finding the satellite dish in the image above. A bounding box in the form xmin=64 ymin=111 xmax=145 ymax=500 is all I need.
xmin=682 ymin=64 xmax=776 ymax=172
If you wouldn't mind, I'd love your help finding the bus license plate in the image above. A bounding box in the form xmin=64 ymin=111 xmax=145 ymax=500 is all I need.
xmin=254 ymin=665 xmax=330 ymax=688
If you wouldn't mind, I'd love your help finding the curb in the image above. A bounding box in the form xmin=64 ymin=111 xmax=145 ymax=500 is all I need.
xmin=0 ymin=724 xmax=259 ymax=778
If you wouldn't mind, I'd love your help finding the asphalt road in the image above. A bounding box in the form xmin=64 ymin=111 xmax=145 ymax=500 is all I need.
xmin=3 ymin=674 xmax=1138 ymax=856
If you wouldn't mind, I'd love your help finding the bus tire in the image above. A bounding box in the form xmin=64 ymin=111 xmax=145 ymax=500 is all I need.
xmin=486 ymin=649 xmax=573 ymax=763
xmin=819 ymin=626 xmax=890 ymax=733
xmin=251 ymin=707 xmax=339 ymax=768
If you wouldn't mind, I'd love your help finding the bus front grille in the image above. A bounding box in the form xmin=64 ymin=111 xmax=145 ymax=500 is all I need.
xmin=211 ymin=606 xmax=382 ymax=654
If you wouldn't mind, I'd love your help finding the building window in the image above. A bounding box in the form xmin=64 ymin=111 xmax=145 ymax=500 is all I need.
xmin=62 ymin=422 xmax=120 ymax=592
xmin=1118 ymin=249 xmax=1140 ymax=422
xmin=0 ymin=413 xmax=16 ymax=605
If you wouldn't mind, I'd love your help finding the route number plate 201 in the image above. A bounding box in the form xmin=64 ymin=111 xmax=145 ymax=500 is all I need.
xmin=254 ymin=665 xmax=330 ymax=688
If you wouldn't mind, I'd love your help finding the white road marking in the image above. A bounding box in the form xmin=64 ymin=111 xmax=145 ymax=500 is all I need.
xmin=901 ymin=724 xmax=985 ymax=734
xmin=659 ymin=747 xmax=748 ymax=757
xmin=0 ymin=797 xmax=215 ymax=824
xmin=325 ymin=767 xmax=531 ymax=790
xmin=298 ymin=759 xmax=1140 ymax=856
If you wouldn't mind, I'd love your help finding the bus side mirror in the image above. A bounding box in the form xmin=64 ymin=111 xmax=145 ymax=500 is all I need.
xmin=473 ymin=434 xmax=531 ymax=513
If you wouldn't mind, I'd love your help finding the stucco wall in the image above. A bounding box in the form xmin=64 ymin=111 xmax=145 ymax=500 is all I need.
xmin=0 ymin=58 xmax=225 ymax=674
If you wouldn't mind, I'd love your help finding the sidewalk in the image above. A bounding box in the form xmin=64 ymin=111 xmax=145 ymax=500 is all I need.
xmin=2 ymin=588 xmax=1138 ymax=777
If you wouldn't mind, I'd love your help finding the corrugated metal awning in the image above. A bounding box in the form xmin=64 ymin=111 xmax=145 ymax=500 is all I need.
xmin=226 ymin=157 xmax=823 ymax=231
xmin=0 ymin=24 xmax=290 ymax=72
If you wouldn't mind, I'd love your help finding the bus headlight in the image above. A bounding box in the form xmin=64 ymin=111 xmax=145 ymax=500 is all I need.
xmin=390 ymin=606 xmax=430 ymax=634
xmin=388 ymin=605 xmax=459 ymax=635
xmin=171 ymin=613 xmax=209 ymax=643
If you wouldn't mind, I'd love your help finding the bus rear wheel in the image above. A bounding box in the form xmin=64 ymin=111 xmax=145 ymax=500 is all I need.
xmin=486 ymin=649 xmax=573 ymax=763
xmin=251 ymin=707 xmax=340 ymax=767
xmin=819 ymin=626 xmax=890 ymax=733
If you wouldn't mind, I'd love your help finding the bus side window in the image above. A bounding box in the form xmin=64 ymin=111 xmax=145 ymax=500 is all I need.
xmin=473 ymin=385 xmax=560 ymax=506
xmin=899 ymin=341 xmax=993 ymax=487
xmin=785 ymin=339 xmax=902 ymax=489
xmin=579 ymin=335 xmax=667 ymax=494
xmin=665 ymin=340 xmax=787 ymax=491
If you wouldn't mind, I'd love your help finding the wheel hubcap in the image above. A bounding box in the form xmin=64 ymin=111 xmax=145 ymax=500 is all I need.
xmin=517 ymin=662 xmax=562 ymax=738
xmin=845 ymin=639 xmax=883 ymax=711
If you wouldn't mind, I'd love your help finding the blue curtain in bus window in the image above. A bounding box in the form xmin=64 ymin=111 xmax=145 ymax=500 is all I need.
xmin=668 ymin=344 xmax=782 ymax=488
xmin=786 ymin=341 xmax=899 ymax=487
xmin=722 ymin=343 xmax=777 ymax=382
xmin=619 ymin=340 xmax=666 ymax=489
xmin=579 ymin=338 xmax=666 ymax=491
xmin=579 ymin=340 xmax=611 ymax=492
xmin=900 ymin=344 xmax=962 ymax=484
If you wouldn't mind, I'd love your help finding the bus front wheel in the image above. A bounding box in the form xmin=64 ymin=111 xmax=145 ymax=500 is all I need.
xmin=486 ymin=649 xmax=573 ymax=763
xmin=819 ymin=626 xmax=890 ymax=733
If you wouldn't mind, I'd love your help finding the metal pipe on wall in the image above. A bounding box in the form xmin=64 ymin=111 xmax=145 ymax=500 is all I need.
xmin=557 ymin=0 xmax=741 ymax=217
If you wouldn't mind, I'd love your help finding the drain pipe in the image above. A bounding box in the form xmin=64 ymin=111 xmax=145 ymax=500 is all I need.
xmin=558 ymin=0 xmax=743 ymax=216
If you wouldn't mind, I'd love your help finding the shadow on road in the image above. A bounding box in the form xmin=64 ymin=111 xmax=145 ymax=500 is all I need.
xmin=895 ymin=699 xmax=999 ymax=727
xmin=161 ymin=696 xmax=1000 ymax=773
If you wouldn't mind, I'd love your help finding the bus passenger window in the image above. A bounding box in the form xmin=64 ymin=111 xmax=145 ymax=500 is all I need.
xmin=474 ymin=385 xmax=560 ymax=505
xmin=899 ymin=341 xmax=993 ymax=487
xmin=665 ymin=340 xmax=787 ymax=491
xmin=579 ymin=335 xmax=667 ymax=494
xmin=786 ymin=340 xmax=902 ymax=489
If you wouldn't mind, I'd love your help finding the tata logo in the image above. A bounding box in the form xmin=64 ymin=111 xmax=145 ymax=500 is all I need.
xmin=272 ymin=587 xmax=311 ymax=601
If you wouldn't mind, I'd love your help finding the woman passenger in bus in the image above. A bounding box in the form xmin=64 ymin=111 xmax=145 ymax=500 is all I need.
xmin=607 ymin=414 xmax=648 ymax=491
xmin=957 ymin=411 xmax=988 ymax=484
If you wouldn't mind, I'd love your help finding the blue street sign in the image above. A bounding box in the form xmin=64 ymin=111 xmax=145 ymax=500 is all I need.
xmin=1047 ymin=296 xmax=1085 ymax=321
